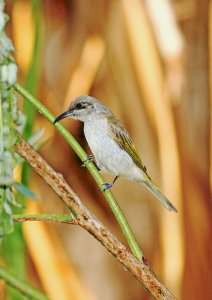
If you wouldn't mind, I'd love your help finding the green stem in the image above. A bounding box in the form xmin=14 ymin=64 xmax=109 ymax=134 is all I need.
xmin=13 ymin=83 xmax=142 ymax=259
xmin=23 ymin=0 xmax=42 ymax=140
xmin=0 ymin=267 xmax=49 ymax=300
xmin=13 ymin=213 xmax=74 ymax=224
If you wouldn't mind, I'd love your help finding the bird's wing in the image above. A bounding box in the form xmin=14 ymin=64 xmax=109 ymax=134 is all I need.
xmin=107 ymin=115 xmax=149 ymax=175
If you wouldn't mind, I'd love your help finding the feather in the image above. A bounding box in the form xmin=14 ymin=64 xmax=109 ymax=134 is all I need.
xmin=107 ymin=115 xmax=149 ymax=176
xmin=143 ymin=180 xmax=177 ymax=212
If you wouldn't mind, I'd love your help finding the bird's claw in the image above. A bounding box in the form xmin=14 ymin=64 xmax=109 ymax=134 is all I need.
xmin=81 ymin=155 xmax=93 ymax=167
xmin=101 ymin=182 xmax=113 ymax=192
xmin=82 ymin=155 xmax=100 ymax=171
xmin=101 ymin=175 xmax=119 ymax=192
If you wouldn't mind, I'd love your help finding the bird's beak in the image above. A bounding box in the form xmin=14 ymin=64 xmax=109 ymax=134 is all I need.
xmin=53 ymin=109 xmax=72 ymax=124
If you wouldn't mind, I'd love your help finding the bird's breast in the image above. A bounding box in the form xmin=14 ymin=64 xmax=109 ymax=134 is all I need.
xmin=83 ymin=119 xmax=144 ymax=180
xmin=84 ymin=119 xmax=114 ymax=171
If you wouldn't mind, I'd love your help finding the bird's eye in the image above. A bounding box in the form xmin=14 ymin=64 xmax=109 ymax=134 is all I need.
xmin=76 ymin=103 xmax=83 ymax=109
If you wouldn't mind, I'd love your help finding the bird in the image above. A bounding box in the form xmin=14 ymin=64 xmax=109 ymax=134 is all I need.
xmin=54 ymin=95 xmax=177 ymax=212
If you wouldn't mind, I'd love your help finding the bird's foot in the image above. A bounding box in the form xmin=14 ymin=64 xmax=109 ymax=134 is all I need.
xmin=101 ymin=176 xmax=119 ymax=192
xmin=82 ymin=155 xmax=93 ymax=167
xmin=101 ymin=182 xmax=113 ymax=192
xmin=81 ymin=155 xmax=100 ymax=171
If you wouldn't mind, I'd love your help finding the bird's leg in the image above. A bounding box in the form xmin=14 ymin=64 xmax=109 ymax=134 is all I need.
xmin=102 ymin=175 xmax=119 ymax=192
xmin=81 ymin=155 xmax=100 ymax=171
xmin=82 ymin=154 xmax=93 ymax=166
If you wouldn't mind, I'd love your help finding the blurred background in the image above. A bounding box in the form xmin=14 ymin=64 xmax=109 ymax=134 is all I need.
xmin=2 ymin=0 xmax=212 ymax=299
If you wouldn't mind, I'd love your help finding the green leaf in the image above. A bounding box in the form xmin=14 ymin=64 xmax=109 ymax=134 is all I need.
xmin=5 ymin=188 xmax=24 ymax=208
xmin=13 ymin=183 xmax=36 ymax=200
xmin=3 ymin=201 xmax=12 ymax=215
xmin=0 ymin=213 xmax=14 ymax=237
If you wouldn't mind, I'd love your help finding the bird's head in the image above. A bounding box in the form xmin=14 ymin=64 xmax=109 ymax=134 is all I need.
xmin=54 ymin=95 xmax=110 ymax=124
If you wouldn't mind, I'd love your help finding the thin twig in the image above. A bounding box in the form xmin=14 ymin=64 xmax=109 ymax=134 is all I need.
xmin=13 ymin=213 xmax=76 ymax=224
xmin=14 ymin=134 xmax=177 ymax=300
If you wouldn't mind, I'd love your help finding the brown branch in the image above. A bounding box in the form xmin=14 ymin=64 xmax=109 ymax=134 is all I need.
xmin=14 ymin=135 xmax=177 ymax=300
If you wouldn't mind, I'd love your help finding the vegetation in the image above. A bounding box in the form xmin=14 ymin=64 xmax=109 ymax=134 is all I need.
xmin=0 ymin=1 xmax=211 ymax=300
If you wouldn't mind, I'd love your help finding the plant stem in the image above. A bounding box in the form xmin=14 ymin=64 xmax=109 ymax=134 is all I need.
xmin=14 ymin=83 xmax=142 ymax=260
xmin=0 ymin=267 xmax=49 ymax=300
xmin=13 ymin=213 xmax=75 ymax=224
xmin=23 ymin=0 xmax=42 ymax=140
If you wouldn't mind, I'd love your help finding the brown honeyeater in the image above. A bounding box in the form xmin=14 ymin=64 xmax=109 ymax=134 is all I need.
xmin=54 ymin=96 xmax=177 ymax=212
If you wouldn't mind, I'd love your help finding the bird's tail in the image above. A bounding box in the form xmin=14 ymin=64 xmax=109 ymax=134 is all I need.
xmin=143 ymin=179 xmax=177 ymax=212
